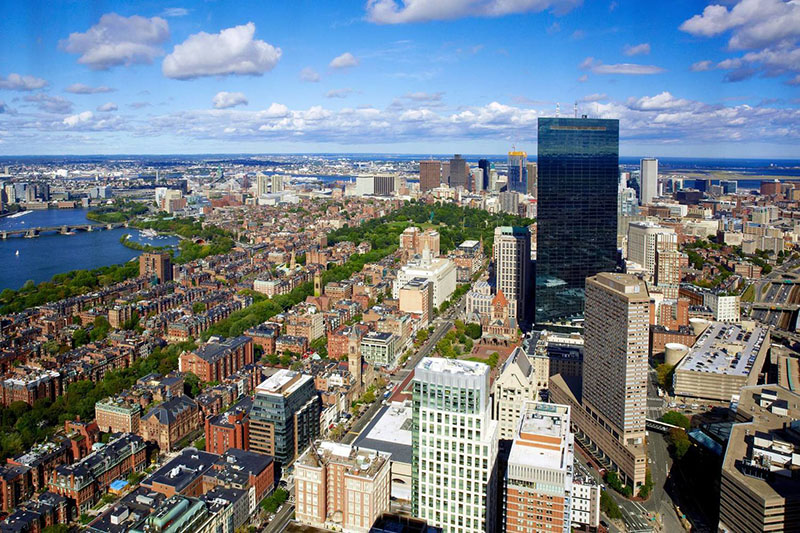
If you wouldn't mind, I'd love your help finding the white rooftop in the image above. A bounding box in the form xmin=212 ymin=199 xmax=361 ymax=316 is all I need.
xmin=255 ymin=369 xmax=310 ymax=395
xmin=417 ymin=357 xmax=487 ymax=376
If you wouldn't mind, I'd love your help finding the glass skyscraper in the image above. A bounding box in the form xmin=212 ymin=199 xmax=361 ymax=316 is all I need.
xmin=507 ymin=151 xmax=527 ymax=193
xmin=535 ymin=117 xmax=619 ymax=325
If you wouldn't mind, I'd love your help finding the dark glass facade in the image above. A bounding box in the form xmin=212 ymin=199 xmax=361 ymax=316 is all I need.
xmin=507 ymin=152 xmax=527 ymax=194
xmin=535 ymin=117 xmax=619 ymax=324
xmin=478 ymin=159 xmax=490 ymax=191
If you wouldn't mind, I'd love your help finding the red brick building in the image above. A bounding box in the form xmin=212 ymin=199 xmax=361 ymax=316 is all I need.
xmin=179 ymin=336 xmax=254 ymax=383
xmin=140 ymin=395 xmax=201 ymax=452
xmin=244 ymin=323 xmax=281 ymax=355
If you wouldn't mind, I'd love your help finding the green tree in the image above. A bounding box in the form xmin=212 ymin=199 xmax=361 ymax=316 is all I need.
xmin=72 ymin=328 xmax=89 ymax=347
xmin=465 ymin=323 xmax=482 ymax=339
xmin=600 ymin=490 xmax=623 ymax=520
xmin=667 ymin=428 xmax=691 ymax=459
xmin=661 ymin=411 xmax=691 ymax=430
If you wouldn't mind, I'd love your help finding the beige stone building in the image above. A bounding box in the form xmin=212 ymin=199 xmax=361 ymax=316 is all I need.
xmin=96 ymin=397 xmax=142 ymax=434
xmin=493 ymin=346 xmax=548 ymax=439
xmin=295 ymin=441 xmax=391 ymax=533
xmin=550 ymin=273 xmax=648 ymax=488
xmin=718 ymin=385 xmax=800 ymax=533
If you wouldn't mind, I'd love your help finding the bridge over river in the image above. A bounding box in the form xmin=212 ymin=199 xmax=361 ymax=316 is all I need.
xmin=0 ymin=222 xmax=127 ymax=239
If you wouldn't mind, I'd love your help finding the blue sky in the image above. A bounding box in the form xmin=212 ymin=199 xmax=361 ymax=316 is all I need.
xmin=0 ymin=0 xmax=798 ymax=157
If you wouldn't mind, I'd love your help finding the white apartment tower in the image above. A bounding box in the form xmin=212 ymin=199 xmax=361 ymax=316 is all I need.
xmin=412 ymin=358 xmax=499 ymax=533
xmin=626 ymin=222 xmax=677 ymax=280
xmin=493 ymin=226 xmax=531 ymax=323
xmin=640 ymin=158 xmax=658 ymax=205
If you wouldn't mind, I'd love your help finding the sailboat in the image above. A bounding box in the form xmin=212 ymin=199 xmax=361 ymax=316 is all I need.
xmin=15 ymin=250 xmax=19 ymax=256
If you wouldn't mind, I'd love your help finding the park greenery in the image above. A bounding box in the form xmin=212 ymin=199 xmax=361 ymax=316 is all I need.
xmin=661 ymin=411 xmax=691 ymax=430
xmin=328 ymin=200 xmax=534 ymax=256
xmin=86 ymin=200 xmax=149 ymax=224
xmin=0 ymin=261 xmax=140 ymax=315
xmin=0 ymin=340 xmax=196 ymax=460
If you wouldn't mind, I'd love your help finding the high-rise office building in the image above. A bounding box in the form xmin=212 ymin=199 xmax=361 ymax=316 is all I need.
xmin=626 ymin=222 xmax=677 ymax=280
xmin=504 ymin=401 xmax=573 ymax=533
xmin=249 ymin=370 xmax=320 ymax=465
xmin=640 ymin=158 xmax=658 ymax=205
xmin=525 ymin=161 xmax=538 ymax=197
xmin=441 ymin=162 xmax=450 ymax=186
xmin=412 ymin=358 xmax=498 ymax=533
xmin=507 ymin=151 xmax=527 ymax=194
xmin=493 ymin=347 xmax=546 ymax=439
xmin=478 ymin=159 xmax=491 ymax=191
xmin=448 ymin=155 xmax=469 ymax=190
xmin=583 ymin=273 xmax=648 ymax=439
xmin=493 ymin=226 xmax=531 ymax=324
xmin=550 ymin=273 xmax=648 ymax=488
xmin=535 ymin=117 xmax=619 ymax=325
xmin=420 ymin=161 xmax=442 ymax=192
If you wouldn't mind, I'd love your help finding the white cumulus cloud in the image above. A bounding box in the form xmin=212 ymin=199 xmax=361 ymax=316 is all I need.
xmin=365 ymin=0 xmax=582 ymax=24
xmin=65 ymin=83 xmax=115 ymax=94
xmin=0 ymin=73 xmax=48 ymax=91
xmin=63 ymin=111 xmax=93 ymax=127
xmin=212 ymin=91 xmax=248 ymax=109
xmin=60 ymin=13 xmax=170 ymax=70
xmin=329 ymin=52 xmax=359 ymax=69
xmin=163 ymin=22 xmax=281 ymax=80
xmin=97 ymin=102 xmax=118 ymax=112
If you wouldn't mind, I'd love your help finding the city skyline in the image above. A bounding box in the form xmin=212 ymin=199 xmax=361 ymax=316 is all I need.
xmin=0 ymin=0 xmax=799 ymax=157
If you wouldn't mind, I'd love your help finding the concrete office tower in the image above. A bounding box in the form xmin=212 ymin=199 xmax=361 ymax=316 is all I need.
xmin=470 ymin=167 xmax=484 ymax=192
xmin=507 ymin=151 xmax=527 ymax=194
xmin=441 ymin=162 xmax=450 ymax=186
xmin=448 ymin=154 xmax=469 ymax=190
xmin=478 ymin=159 xmax=491 ymax=191
xmin=640 ymin=158 xmax=658 ymax=205
xmin=504 ymin=402 xmax=573 ymax=533
xmin=249 ymin=370 xmax=320 ymax=465
xmin=412 ymin=358 xmax=499 ymax=533
xmin=536 ymin=117 xmax=619 ymax=325
xmin=654 ymin=243 xmax=682 ymax=299
xmin=550 ymin=273 xmax=648 ymax=488
xmin=355 ymin=174 xmax=395 ymax=196
xmin=493 ymin=226 xmax=531 ymax=323
xmin=419 ymin=161 xmax=442 ymax=192
xmin=525 ymin=162 xmax=538 ymax=197
xmin=139 ymin=252 xmax=173 ymax=283
xmin=295 ymin=441 xmax=391 ymax=533
xmin=498 ymin=191 xmax=519 ymax=215
xmin=493 ymin=347 xmax=544 ymax=439
xmin=583 ymin=273 xmax=648 ymax=440
xmin=626 ymin=222 xmax=677 ymax=280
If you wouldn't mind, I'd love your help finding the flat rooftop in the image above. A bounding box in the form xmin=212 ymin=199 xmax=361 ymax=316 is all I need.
xmin=353 ymin=403 xmax=412 ymax=465
xmin=298 ymin=441 xmax=389 ymax=479
xmin=417 ymin=357 xmax=487 ymax=376
xmin=255 ymin=369 xmax=310 ymax=396
xmin=678 ymin=322 xmax=767 ymax=377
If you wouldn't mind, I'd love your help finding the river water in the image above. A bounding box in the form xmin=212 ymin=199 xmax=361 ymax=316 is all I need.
xmin=0 ymin=209 xmax=179 ymax=291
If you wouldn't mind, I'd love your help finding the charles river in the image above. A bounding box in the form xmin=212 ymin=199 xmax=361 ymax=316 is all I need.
xmin=0 ymin=209 xmax=179 ymax=291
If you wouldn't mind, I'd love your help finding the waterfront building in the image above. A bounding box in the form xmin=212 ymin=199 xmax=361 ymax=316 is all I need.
xmin=249 ymin=370 xmax=320 ymax=465
xmin=493 ymin=226 xmax=531 ymax=324
xmin=139 ymin=252 xmax=173 ymax=283
xmin=535 ymin=117 xmax=619 ymax=324
xmin=295 ymin=441 xmax=391 ymax=533
xmin=412 ymin=358 xmax=498 ymax=533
